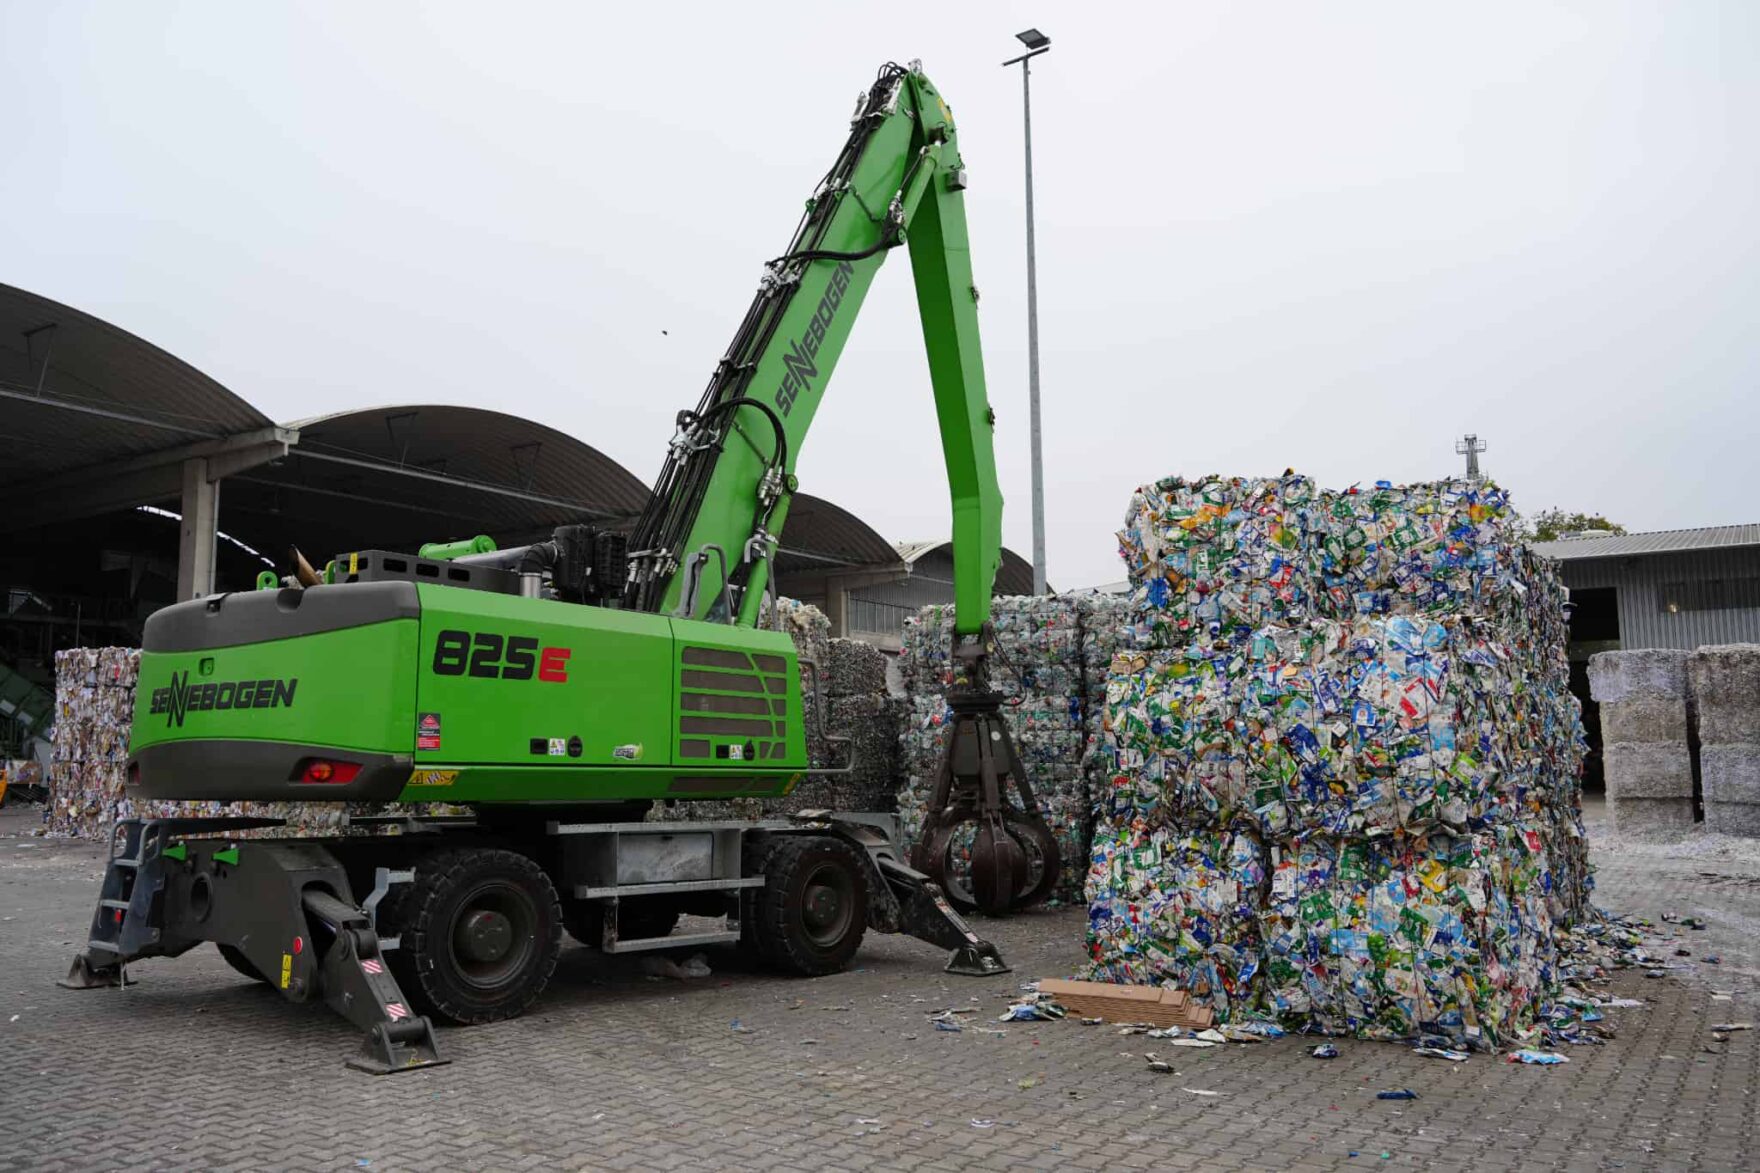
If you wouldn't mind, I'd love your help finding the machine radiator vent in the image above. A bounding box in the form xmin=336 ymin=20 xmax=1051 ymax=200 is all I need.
xmin=677 ymin=646 xmax=791 ymax=763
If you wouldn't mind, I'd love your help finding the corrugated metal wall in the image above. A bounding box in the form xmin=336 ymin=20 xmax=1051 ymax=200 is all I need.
xmin=847 ymin=548 xmax=958 ymax=642
xmin=1560 ymin=547 xmax=1760 ymax=649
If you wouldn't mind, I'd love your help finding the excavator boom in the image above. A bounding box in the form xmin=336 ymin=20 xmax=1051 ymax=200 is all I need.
xmin=623 ymin=63 xmax=1003 ymax=636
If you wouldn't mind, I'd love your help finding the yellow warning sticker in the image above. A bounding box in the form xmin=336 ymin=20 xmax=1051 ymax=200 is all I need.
xmin=279 ymin=953 xmax=292 ymax=990
xmin=348 ymin=550 xmax=359 ymax=575
xmin=407 ymin=769 xmax=459 ymax=787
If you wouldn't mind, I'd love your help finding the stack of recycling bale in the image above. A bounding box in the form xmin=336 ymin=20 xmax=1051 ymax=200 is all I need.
xmin=1689 ymin=645 xmax=1760 ymax=836
xmin=1587 ymin=650 xmax=1696 ymax=839
xmin=47 ymin=648 xmax=140 ymax=835
xmin=1085 ymin=474 xmax=1588 ymax=1046
xmin=776 ymin=636 xmax=903 ymax=815
xmin=896 ymin=595 xmax=1129 ymax=904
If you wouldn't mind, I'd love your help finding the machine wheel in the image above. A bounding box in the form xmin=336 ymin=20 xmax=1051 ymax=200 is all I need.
xmin=216 ymin=942 xmax=267 ymax=984
xmin=384 ymin=848 xmax=562 ymax=1026
xmin=738 ymin=837 xmax=782 ymax=960
xmin=751 ymin=835 xmax=868 ymax=976
xmin=561 ymin=898 xmax=681 ymax=948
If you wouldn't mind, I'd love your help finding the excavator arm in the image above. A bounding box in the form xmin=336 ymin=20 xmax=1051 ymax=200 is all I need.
xmin=625 ymin=61 xmax=1056 ymax=916
xmin=623 ymin=62 xmax=1002 ymax=637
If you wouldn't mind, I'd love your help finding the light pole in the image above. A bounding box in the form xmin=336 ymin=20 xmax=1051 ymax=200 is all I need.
xmin=1004 ymin=27 xmax=1050 ymax=595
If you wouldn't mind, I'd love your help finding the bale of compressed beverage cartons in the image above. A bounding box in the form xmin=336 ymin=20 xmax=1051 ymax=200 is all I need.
xmin=1084 ymin=474 xmax=1588 ymax=1048
xmin=1588 ymin=649 xmax=1696 ymax=839
xmin=1688 ymin=644 xmax=1760 ymax=837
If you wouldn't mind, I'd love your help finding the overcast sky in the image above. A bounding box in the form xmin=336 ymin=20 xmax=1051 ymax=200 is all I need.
xmin=4 ymin=2 xmax=1756 ymax=587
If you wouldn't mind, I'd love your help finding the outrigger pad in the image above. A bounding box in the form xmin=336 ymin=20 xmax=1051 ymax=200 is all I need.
xmin=59 ymin=953 xmax=132 ymax=989
xmin=946 ymin=940 xmax=1010 ymax=977
xmin=347 ymin=1017 xmax=449 ymax=1075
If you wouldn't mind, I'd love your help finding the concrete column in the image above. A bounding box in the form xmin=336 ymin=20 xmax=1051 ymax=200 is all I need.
xmin=1689 ymin=645 xmax=1760 ymax=837
xmin=176 ymin=457 xmax=220 ymax=600
xmin=822 ymin=580 xmax=850 ymax=638
xmin=1588 ymin=649 xmax=1694 ymax=839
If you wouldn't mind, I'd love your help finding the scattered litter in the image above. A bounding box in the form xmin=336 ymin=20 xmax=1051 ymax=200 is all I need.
xmin=1080 ymin=1017 xmax=1105 ymax=1026
xmin=1181 ymin=1088 xmax=1222 ymax=1096
xmin=1599 ymin=998 xmax=1646 ymax=1009
xmin=856 ymin=1118 xmax=881 ymax=1126
xmin=1376 ymin=1090 xmax=1419 ymax=1100
xmin=933 ymin=1020 xmax=963 ymax=1033
xmin=1413 ymin=1047 xmax=1469 ymax=1062
xmin=1507 ymin=1050 xmax=1569 ymax=1065
xmin=1017 ymin=1077 xmax=1038 ymax=1090
xmin=998 ymin=999 xmax=1066 ymax=1022
xmin=640 ymin=953 xmax=711 ymax=981
xmin=1311 ymin=1044 xmax=1339 ymax=1059
xmin=1706 ymin=956 xmax=1721 ymax=965
xmin=799 ymin=1038 xmax=820 ymax=1046
xmin=1710 ymin=1022 xmax=1752 ymax=1032
xmin=7 ymin=1015 xmax=17 ymax=1024
xmin=1144 ymin=1054 xmax=1175 ymax=1074
xmin=969 ymin=1118 xmax=996 ymax=1129
xmin=1164 ymin=1038 xmax=1220 ymax=1049
xmin=730 ymin=1019 xmax=755 ymax=1034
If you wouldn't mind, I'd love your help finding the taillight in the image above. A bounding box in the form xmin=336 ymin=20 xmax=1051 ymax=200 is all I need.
xmin=296 ymin=759 xmax=362 ymax=784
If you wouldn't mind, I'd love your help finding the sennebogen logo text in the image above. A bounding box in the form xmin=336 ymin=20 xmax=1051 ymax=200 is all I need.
xmin=149 ymin=671 xmax=298 ymax=728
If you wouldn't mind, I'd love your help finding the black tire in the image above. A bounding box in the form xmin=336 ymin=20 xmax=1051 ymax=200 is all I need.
xmin=216 ymin=942 xmax=267 ymax=984
xmin=751 ymin=836 xmax=868 ymax=976
xmin=738 ymin=837 xmax=783 ymax=960
xmin=383 ymin=848 xmax=562 ymax=1026
xmin=561 ymin=898 xmax=681 ymax=948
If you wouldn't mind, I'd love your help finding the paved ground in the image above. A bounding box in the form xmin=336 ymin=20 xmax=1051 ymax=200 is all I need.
xmin=2 ymin=798 xmax=1757 ymax=1172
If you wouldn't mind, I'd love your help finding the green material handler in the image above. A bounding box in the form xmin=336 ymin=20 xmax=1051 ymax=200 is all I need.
xmin=63 ymin=63 xmax=1057 ymax=1072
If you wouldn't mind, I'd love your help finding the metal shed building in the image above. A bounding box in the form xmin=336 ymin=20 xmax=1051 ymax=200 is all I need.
xmin=1533 ymin=525 xmax=1760 ymax=656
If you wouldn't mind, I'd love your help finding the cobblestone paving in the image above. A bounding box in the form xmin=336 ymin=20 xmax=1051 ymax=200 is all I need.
xmin=2 ymin=799 xmax=1756 ymax=1171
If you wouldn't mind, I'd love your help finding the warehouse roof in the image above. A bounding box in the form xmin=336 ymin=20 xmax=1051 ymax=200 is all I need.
xmin=894 ymin=539 xmax=1039 ymax=596
xmin=0 ymin=282 xmax=292 ymax=528
xmin=218 ymin=404 xmax=651 ymax=559
xmin=217 ymin=403 xmax=902 ymax=576
xmin=1532 ymin=524 xmax=1760 ymax=561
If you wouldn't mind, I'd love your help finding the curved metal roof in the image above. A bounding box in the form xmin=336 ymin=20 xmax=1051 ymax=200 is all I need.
xmin=0 ymin=282 xmax=271 ymax=487
xmin=218 ymin=403 xmax=901 ymax=576
xmin=222 ymin=404 xmax=652 ymax=559
xmin=779 ymin=494 xmax=900 ymax=572
xmin=894 ymin=539 xmax=1039 ymax=596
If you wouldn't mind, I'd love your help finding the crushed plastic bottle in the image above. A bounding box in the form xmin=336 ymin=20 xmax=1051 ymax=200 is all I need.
xmin=1507 ymin=1050 xmax=1569 ymax=1065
